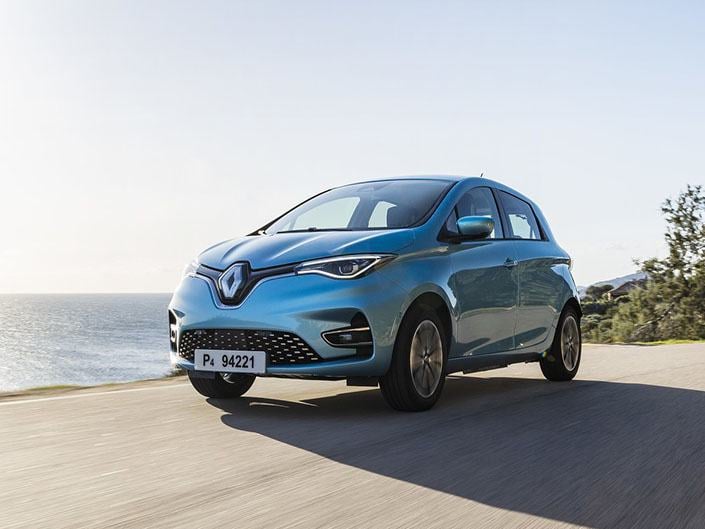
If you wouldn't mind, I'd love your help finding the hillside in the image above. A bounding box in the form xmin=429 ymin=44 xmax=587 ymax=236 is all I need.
xmin=577 ymin=272 xmax=647 ymax=298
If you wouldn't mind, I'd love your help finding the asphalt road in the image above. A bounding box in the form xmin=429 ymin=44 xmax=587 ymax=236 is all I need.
xmin=2 ymin=343 xmax=705 ymax=529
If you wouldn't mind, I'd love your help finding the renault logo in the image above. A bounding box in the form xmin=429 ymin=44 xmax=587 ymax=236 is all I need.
xmin=218 ymin=263 xmax=246 ymax=299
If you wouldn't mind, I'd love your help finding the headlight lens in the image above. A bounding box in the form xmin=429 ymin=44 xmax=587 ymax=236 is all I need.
xmin=295 ymin=254 xmax=394 ymax=279
xmin=182 ymin=259 xmax=199 ymax=278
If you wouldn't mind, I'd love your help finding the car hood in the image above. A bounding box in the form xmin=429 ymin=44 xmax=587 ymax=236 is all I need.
xmin=198 ymin=230 xmax=415 ymax=270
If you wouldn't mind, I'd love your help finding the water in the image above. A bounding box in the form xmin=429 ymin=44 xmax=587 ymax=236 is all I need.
xmin=0 ymin=294 xmax=173 ymax=392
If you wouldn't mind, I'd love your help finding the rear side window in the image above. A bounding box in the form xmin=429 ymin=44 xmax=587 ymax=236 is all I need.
xmin=497 ymin=191 xmax=543 ymax=240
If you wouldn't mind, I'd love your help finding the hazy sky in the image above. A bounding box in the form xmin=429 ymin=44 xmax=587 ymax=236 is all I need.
xmin=1 ymin=1 xmax=704 ymax=293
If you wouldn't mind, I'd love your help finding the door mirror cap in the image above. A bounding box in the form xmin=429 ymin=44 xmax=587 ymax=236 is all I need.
xmin=456 ymin=216 xmax=494 ymax=240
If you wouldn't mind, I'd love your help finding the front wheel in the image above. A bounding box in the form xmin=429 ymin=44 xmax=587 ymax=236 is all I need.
xmin=187 ymin=371 xmax=256 ymax=398
xmin=380 ymin=305 xmax=448 ymax=411
xmin=540 ymin=306 xmax=581 ymax=381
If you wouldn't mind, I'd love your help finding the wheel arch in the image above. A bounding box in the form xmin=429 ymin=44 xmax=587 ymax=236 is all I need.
xmin=563 ymin=296 xmax=582 ymax=319
xmin=400 ymin=291 xmax=453 ymax=346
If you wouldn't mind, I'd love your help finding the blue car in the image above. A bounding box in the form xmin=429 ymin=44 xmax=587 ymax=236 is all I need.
xmin=169 ymin=176 xmax=581 ymax=411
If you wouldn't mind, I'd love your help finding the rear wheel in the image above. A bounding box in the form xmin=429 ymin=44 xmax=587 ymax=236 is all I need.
xmin=380 ymin=305 xmax=448 ymax=411
xmin=187 ymin=371 xmax=256 ymax=398
xmin=540 ymin=306 xmax=581 ymax=381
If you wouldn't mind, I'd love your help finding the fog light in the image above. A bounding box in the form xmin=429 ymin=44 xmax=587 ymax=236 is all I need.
xmin=322 ymin=326 xmax=373 ymax=347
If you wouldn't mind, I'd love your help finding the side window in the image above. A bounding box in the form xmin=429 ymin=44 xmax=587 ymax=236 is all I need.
xmin=497 ymin=191 xmax=542 ymax=240
xmin=454 ymin=187 xmax=503 ymax=239
xmin=367 ymin=200 xmax=396 ymax=228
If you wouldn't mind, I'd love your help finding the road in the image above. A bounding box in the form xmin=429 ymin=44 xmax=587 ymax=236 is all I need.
xmin=2 ymin=343 xmax=705 ymax=529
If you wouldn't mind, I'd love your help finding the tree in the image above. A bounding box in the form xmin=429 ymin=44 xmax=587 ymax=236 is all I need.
xmin=584 ymin=284 xmax=614 ymax=301
xmin=661 ymin=184 xmax=705 ymax=280
xmin=609 ymin=185 xmax=705 ymax=342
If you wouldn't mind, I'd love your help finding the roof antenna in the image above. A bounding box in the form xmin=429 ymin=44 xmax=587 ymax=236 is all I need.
xmin=480 ymin=172 xmax=484 ymax=178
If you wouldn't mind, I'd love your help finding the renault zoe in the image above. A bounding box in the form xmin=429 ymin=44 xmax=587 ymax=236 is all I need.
xmin=169 ymin=176 xmax=581 ymax=411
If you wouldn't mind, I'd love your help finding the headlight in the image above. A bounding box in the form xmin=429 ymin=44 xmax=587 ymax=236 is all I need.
xmin=294 ymin=254 xmax=394 ymax=279
xmin=182 ymin=259 xmax=199 ymax=278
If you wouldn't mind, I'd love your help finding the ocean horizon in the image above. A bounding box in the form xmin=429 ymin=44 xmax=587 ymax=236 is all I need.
xmin=0 ymin=293 xmax=173 ymax=392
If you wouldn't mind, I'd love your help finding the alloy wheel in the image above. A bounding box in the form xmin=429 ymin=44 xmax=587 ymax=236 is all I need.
xmin=561 ymin=315 xmax=580 ymax=371
xmin=409 ymin=320 xmax=444 ymax=398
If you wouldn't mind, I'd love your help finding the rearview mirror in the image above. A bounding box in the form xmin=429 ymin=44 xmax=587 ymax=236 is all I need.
xmin=456 ymin=216 xmax=494 ymax=240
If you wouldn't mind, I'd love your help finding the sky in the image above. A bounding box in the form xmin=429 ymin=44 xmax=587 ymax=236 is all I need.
xmin=0 ymin=0 xmax=704 ymax=293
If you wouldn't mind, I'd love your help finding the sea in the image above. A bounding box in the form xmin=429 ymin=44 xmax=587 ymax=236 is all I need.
xmin=0 ymin=294 xmax=173 ymax=392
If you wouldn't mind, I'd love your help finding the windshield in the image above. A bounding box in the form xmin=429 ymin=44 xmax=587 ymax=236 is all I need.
xmin=263 ymin=179 xmax=452 ymax=234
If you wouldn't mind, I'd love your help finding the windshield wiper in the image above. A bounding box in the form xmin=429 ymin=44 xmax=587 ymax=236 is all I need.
xmin=275 ymin=228 xmax=353 ymax=234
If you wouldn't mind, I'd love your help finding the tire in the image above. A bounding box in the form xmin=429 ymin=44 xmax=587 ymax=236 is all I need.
xmin=540 ymin=306 xmax=581 ymax=381
xmin=187 ymin=371 xmax=256 ymax=398
xmin=380 ymin=304 xmax=448 ymax=411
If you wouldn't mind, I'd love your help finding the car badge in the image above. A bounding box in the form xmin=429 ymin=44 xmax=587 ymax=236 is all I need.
xmin=218 ymin=263 xmax=246 ymax=299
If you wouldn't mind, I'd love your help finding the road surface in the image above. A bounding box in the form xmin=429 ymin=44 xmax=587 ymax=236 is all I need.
xmin=2 ymin=343 xmax=705 ymax=529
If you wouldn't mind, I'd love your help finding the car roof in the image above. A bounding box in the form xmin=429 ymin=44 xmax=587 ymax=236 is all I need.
xmin=343 ymin=175 xmax=514 ymax=191
xmin=337 ymin=175 xmax=539 ymax=204
xmin=340 ymin=175 xmax=485 ymax=187
xmin=352 ymin=175 xmax=471 ymax=183
xmin=340 ymin=175 xmax=540 ymax=210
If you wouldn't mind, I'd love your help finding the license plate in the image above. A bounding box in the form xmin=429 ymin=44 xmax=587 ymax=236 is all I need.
xmin=194 ymin=349 xmax=266 ymax=374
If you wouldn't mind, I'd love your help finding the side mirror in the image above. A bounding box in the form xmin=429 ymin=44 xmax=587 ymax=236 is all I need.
xmin=456 ymin=216 xmax=494 ymax=240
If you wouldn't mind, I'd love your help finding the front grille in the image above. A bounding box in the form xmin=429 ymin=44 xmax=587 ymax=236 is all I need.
xmin=178 ymin=329 xmax=323 ymax=366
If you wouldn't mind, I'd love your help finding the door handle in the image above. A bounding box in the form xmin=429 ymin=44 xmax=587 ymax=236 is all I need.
xmin=504 ymin=258 xmax=518 ymax=268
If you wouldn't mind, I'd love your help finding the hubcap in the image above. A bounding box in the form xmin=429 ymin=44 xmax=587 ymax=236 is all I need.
xmin=409 ymin=320 xmax=444 ymax=398
xmin=561 ymin=316 xmax=580 ymax=371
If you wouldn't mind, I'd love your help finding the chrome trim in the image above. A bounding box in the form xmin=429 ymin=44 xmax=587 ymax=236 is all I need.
xmin=218 ymin=262 xmax=246 ymax=299
xmin=192 ymin=272 xmax=295 ymax=310
xmin=321 ymin=326 xmax=373 ymax=347
xmin=295 ymin=254 xmax=394 ymax=279
xmin=191 ymin=253 xmax=393 ymax=308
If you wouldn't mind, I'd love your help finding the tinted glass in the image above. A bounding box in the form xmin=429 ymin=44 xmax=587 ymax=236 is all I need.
xmin=265 ymin=180 xmax=451 ymax=233
xmin=448 ymin=187 xmax=503 ymax=238
xmin=498 ymin=191 xmax=542 ymax=240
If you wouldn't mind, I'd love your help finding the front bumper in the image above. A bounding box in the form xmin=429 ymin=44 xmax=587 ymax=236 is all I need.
xmin=168 ymin=268 xmax=408 ymax=377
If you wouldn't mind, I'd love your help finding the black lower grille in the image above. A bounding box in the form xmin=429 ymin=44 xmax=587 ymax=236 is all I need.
xmin=178 ymin=329 xmax=323 ymax=366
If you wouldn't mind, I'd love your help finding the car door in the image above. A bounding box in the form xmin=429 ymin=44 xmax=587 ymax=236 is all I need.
xmin=447 ymin=187 xmax=519 ymax=357
xmin=495 ymin=190 xmax=558 ymax=349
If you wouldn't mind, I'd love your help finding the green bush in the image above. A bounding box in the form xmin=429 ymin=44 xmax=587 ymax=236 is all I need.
xmin=588 ymin=185 xmax=705 ymax=343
